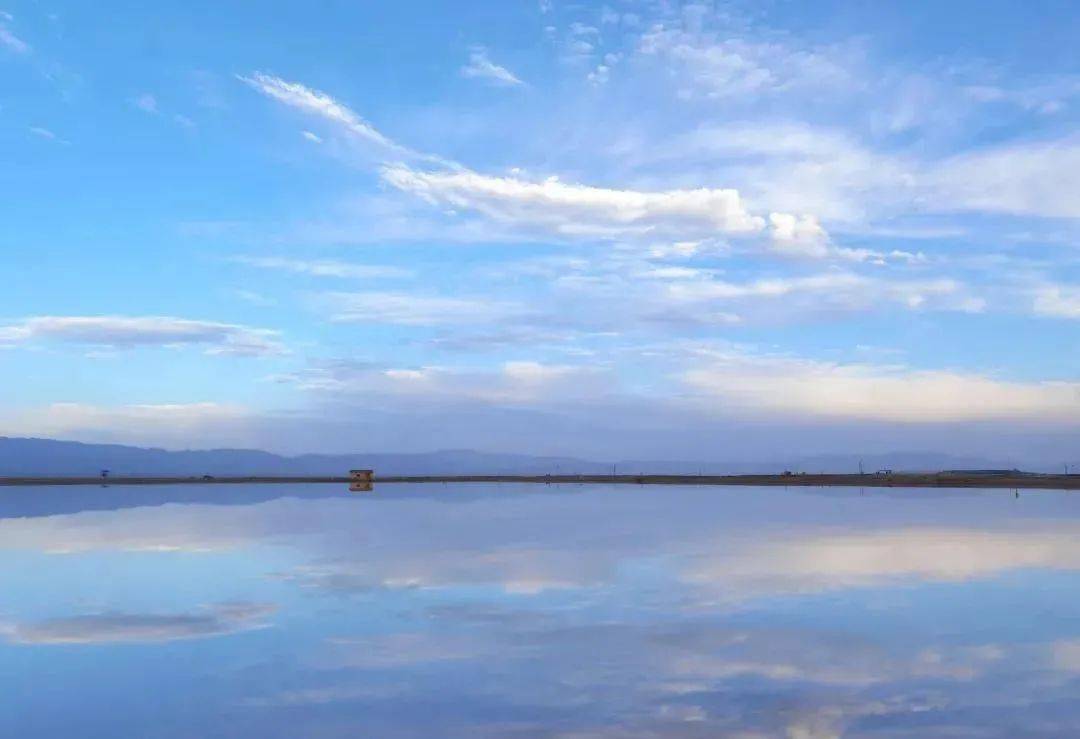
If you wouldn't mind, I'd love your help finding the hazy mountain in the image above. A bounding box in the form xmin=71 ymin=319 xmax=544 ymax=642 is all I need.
xmin=0 ymin=437 xmax=609 ymax=476
xmin=0 ymin=437 xmax=1021 ymax=477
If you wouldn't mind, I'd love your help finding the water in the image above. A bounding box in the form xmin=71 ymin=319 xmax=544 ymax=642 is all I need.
xmin=1 ymin=482 xmax=1079 ymax=737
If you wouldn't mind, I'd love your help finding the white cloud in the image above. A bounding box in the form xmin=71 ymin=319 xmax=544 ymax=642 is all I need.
xmin=663 ymin=272 xmax=979 ymax=314
xmin=280 ymin=359 xmax=606 ymax=406
xmin=0 ymin=402 xmax=256 ymax=450
xmin=14 ymin=401 xmax=247 ymax=430
xmin=929 ymin=138 xmax=1080 ymax=219
xmin=686 ymin=526 xmax=1080 ymax=602
xmin=0 ymin=22 xmax=29 ymax=54
xmin=638 ymin=25 xmax=856 ymax=100
xmin=324 ymin=292 xmax=505 ymax=326
xmin=382 ymin=164 xmax=767 ymax=238
xmin=301 ymin=130 xmax=322 ymax=143
xmin=1033 ymin=285 xmax=1080 ymax=319
xmin=2 ymin=603 xmax=275 ymax=645
xmin=233 ymin=255 xmax=411 ymax=279
xmin=963 ymin=79 xmax=1080 ymax=115
xmin=239 ymin=71 xmax=397 ymax=148
xmin=621 ymin=121 xmax=1080 ymax=226
xmin=0 ymin=316 xmax=286 ymax=357
xmin=460 ymin=48 xmax=524 ymax=86
xmin=238 ymin=72 xmax=451 ymax=166
xmin=682 ymin=351 xmax=1080 ymax=423
xmin=626 ymin=121 xmax=915 ymax=225
xmin=133 ymin=92 xmax=158 ymax=114
xmin=28 ymin=126 xmax=63 ymax=142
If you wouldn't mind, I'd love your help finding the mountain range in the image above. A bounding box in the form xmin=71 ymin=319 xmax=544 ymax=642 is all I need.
xmin=0 ymin=436 xmax=1017 ymax=476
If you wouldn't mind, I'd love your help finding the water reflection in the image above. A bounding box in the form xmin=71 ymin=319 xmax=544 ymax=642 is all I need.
xmin=1 ymin=483 xmax=1079 ymax=737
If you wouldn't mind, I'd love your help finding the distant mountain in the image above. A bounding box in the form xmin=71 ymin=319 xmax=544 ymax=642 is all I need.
xmin=0 ymin=437 xmax=610 ymax=476
xmin=0 ymin=436 xmax=1022 ymax=477
xmin=609 ymin=452 xmax=1013 ymax=475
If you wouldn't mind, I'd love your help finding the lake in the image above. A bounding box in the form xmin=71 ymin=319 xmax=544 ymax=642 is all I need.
xmin=2 ymin=482 xmax=1079 ymax=737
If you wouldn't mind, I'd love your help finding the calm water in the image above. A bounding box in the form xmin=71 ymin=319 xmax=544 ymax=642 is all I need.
xmin=2 ymin=482 xmax=1080 ymax=737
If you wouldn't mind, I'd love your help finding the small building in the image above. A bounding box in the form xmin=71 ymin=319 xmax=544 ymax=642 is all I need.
xmin=350 ymin=469 xmax=374 ymax=482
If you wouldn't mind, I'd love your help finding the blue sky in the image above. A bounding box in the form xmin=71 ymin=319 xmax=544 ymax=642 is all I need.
xmin=1 ymin=0 xmax=1079 ymax=461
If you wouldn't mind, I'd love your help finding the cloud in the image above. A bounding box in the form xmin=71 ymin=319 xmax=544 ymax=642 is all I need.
xmin=767 ymin=213 xmax=918 ymax=263
xmin=1034 ymin=285 xmax=1080 ymax=319
xmin=0 ymin=22 xmax=29 ymax=54
xmin=1 ymin=402 xmax=251 ymax=441
xmin=0 ymin=402 xmax=272 ymax=452
xmin=460 ymin=48 xmax=524 ymax=86
xmin=238 ymin=72 xmax=451 ymax=166
xmin=301 ymin=130 xmax=322 ymax=143
xmin=279 ymin=359 xmax=607 ymax=406
xmin=929 ymin=137 xmax=1080 ymax=218
xmin=620 ymin=118 xmax=1080 ymax=227
xmin=233 ymin=255 xmax=412 ymax=279
xmin=133 ymin=92 xmax=158 ymax=114
xmin=682 ymin=351 xmax=1080 ymax=423
xmin=2 ymin=602 xmax=275 ymax=645
xmin=660 ymin=272 xmax=982 ymax=318
xmin=0 ymin=316 xmax=286 ymax=357
xmin=684 ymin=526 xmax=1080 ymax=604
xmin=322 ymin=292 xmax=509 ymax=326
xmin=239 ymin=72 xmax=397 ymax=149
xmin=637 ymin=24 xmax=856 ymax=100
xmin=381 ymin=164 xmax=767 ymax=238
xmin=28 ymin=126 xmax=66 ymax=144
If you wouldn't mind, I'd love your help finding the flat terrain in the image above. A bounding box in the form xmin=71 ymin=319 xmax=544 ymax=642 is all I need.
xmin=3 ymin=472 xmax=1080 ymax=489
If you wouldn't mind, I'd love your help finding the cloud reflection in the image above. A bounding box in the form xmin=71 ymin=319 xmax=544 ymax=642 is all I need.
xmin=3 ymin=602 xmax=275 ymax=645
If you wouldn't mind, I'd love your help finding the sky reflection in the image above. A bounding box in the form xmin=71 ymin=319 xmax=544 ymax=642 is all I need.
xmin=1 ymin=483 xmax=1079 ymax=737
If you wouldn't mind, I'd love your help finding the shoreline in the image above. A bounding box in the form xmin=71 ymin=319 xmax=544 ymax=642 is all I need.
xmin=2 ymin=472 xmax=1080 ymax=490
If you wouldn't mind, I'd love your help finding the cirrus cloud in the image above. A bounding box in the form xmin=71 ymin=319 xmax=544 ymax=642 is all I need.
xmin=460 ymin=48 xmax=524 ymax=87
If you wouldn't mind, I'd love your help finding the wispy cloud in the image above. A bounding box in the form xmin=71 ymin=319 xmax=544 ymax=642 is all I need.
xmin=929 ymin=137 xmax=1080 ymax=219
xmin=28 ymin=126 xmax=67 ymax=144
xmin=460 ymin=48 xmax=524 ymax=86
xmin=1033 ymin=284 xmax=1080 ymax=319
xmin=323 ymin=292 xmax=507 ymax=326
xmin=238 ymin=71 xmax=396 ymax=147
xmin=132 ymin=92 xmax=158 ymax=114
xmin=0 ymin=402 xmax=253 ymax=448
xmin=637 ymin=22 xmax=857 ymax=100
xmin=279 ymin=359 xmax=608 ymax=407
xmin=0 ymin=316 xmax=287 ymax=357
xmin=0 ymin=21 xmax=29 ymax=54
xmin=682 ymin=350 xmax=1080 ymax=423
xmin=233 ymin=255 xmax=412 ymax=279
xmin=662 ymin=272 xmax=981 ymax=314
xmin=238 ymin=71 xmax=455 ymax=168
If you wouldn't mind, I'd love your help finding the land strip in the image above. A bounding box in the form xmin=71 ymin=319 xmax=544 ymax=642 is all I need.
xmin=2 ymin=473 xmax=1080 ymax=489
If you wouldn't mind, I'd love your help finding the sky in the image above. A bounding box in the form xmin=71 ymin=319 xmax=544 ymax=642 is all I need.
xmin=1 ymin=0 xmax=1079 ymax=462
